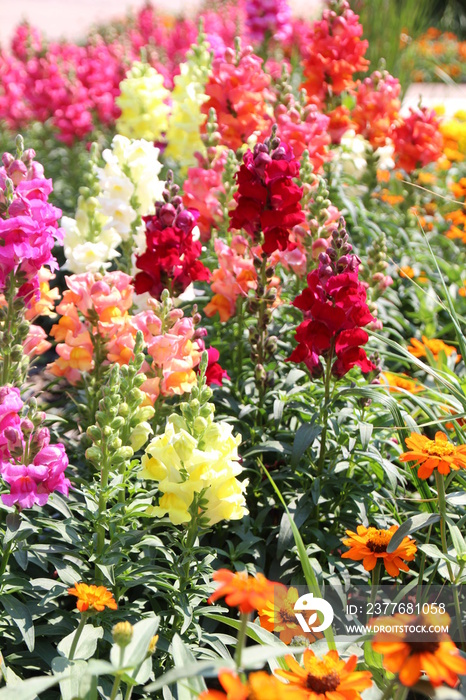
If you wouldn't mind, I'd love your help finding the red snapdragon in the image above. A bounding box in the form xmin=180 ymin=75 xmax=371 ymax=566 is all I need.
xmin=289 ymin=219 xmax=376 ymax=378
xmin=134 ymin=174 xmax=210 ymax=299
xmin=229 ymin=130 xmax=305 ymax=254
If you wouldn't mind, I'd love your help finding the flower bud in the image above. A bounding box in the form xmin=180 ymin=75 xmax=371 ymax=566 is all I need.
xmin=147 ymin=635 xmax=159 ymax=656
xmin=86 ymin=446 xmax=102 ymax=462
xmin=113 ymin=621 xmax=134 ymax=648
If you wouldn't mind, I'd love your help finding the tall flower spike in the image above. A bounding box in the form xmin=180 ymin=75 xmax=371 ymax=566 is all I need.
xmin=134 ymin=171 xmax=210 ymax=299
xmin=288 ymin=218 xmax=376 ymax=378
xmin=229 ymin=126 xmax=305 ymax=254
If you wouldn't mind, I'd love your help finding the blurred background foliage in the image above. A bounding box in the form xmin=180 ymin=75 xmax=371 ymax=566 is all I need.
xmin=351 ymin=0 xmax=466 ymax=90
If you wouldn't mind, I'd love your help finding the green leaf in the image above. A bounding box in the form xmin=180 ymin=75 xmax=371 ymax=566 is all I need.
xmin=57 ymin=624 xmax=103 ymax=660
xmin=0 ymin=594 xmax=34 ymax=652
xmin=242 ymin=441 xmax=290 ymax=458
xmin=359 ymin=423 xmax=373 ymax=450
xmin=0 ymin=675 xmax=65 ymax=700
xmin=447 ymin=520 xmax=466 ymax=558
xmin=291 ymin=421 xmax=321 ymax=468
xmin=386 ymin=514 xmax=440 ymax=553
xmin=51 ymin=658 xmax=88 ymax=700
xmin=259 ymin=462 xmax=335 ymax=651
xmin=144 ymin=659 xmax=229 ymax=693
xmin=171 ymin=634 xmax=207 ymax=699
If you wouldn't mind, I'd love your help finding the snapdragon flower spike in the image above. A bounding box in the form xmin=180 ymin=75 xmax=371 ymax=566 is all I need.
xmin=0 ymin=144 xmax=62 ymax=302
xmin=0 ymin=388 xmax=70 ymax=510
xmin=229 ymin=129 xmax=305 ymax=254
xmin=134 ymin=172 xmax=210 ymax=299
xmin=392 ymin=107 xmax=443 ymax=173
xmin=288 ymin=219 xmax=376 ymax=378
xmin=245 ymin=0 xmax=292 ymax=45
xmin=301 ymin=0 xmax=369 ymax=106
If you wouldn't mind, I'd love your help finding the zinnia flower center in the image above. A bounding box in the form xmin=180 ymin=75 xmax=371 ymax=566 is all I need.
xmin=425 ymin=438 xmax=455 ymax=457
xmin=304 ymin=658 xmax=340 ymax=693
xmin=366 ymin=528 xmax=392 ymax=553
xmin=306 ymin=670 xmax=340 ymax=693
xmin=280 ymin=599 xmax=297 ymax=624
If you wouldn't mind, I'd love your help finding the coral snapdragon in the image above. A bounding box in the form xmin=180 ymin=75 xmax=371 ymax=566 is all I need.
xmin=202 ymin=44 xmax=273 ymax=151
xmin=301 ymin=1 xmax=369 ymax=106
xmin=392 ymin=107 xmax=443 ymax=173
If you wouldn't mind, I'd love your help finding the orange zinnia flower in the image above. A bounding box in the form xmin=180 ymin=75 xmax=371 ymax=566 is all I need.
xmin=399 ymin=431 xmax=466 ymax=479
xmin=381 ymin=372 xmax=423 ymax=394
xmin=372 ymin=612 xmax=466 ymax=687
xmin=199 ymin=670 xmax=306 ymax=700
xmin=341 ymin=525 xmax=417 ymax=577
xmin=275 ymin=649 xmax=372 ymax=699
xmin=207 ymin=569 xmax=285 ymax=615
xmin=258 ymin=586 xmax=322 ymax=645
xmin=399 ymin=265 xmax=415 ymax=279
xmin=407 ymin=335 xmax=461 ymax=363
xmin=68 ymin=583 xmax=118 ymax=613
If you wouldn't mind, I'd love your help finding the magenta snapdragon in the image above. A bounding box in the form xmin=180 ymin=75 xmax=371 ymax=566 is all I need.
xmin=0 ymin=146 xmax=63 ymax=301
xmin=245 ymin=0 xmax=292 ymax=44
xmin=0 ymin=387 xmax=70 ymax=510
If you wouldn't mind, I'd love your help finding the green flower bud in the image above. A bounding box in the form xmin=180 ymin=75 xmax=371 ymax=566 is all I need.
xmin=87 ymin=426 xmax=101 ymax=441
xmin=118 ymin=403 xmax=130 ymax=417
xmin=86 ymin=446 xmax=102 ymax=462
xmin=109 ymin=436 xmax=122 ymax=450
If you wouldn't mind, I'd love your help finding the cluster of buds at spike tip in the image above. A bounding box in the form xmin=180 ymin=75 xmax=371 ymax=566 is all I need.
xmin=85 ymin=332 xmax=152 ymax=469
xmin=317 ymin=218 xmax=359 ymax=279
xmin=359 ymin=232 xmax=393 ymax=301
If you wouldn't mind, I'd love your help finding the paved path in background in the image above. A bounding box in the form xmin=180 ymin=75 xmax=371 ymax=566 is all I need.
xmin=402 ymin=83 xmax=466 ymax=117
xmin=0 ymin=0 xmax=198 ymax=45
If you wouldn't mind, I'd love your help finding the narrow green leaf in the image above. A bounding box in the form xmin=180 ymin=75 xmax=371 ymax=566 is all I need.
xmin=0 ymin=594 xmax=34 ymax=652
xmin=387 ymin=514 xmax=440 ymax=553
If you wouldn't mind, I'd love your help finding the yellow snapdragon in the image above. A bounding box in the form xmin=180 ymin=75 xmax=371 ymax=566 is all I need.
xmin=116 ymin=62 xmax=170 ymax=142
xmin=164 ymin=37 xmax=212 ymax=169
xmin=140 ymin=412 xmax=248 ymax=526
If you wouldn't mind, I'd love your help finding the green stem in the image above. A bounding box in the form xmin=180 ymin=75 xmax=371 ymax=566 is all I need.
xmin=236 ymin=296 xmax=244 ymax=380
xmin=370 ymin=562 xmax=381 ymax=613
xmin=416 ymin=523 xmax=432 ymax=604
xmin=95 ymin=442 xmax=111 ymax=582
xmin=380 ymin=677 xmax=397 ymax=700
xmin=1 ymin=272 xmax=17 ymax=385
xmin=255 ymin=256 xmax=268 ymax=422
xmin=317 ymin=349 xmax=334 ymax=475
xmin=234 ymin=612 xmax=250 ymax=672
xmin=0 ymin=542 xmax=13 ymax=579
xmin=109 ymin=674 xmax=122 ymax=700
xmin=69 ymin=614 xmax=88 ymax=660
xmin=435 ymin=472 xmax=466 ymax=648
